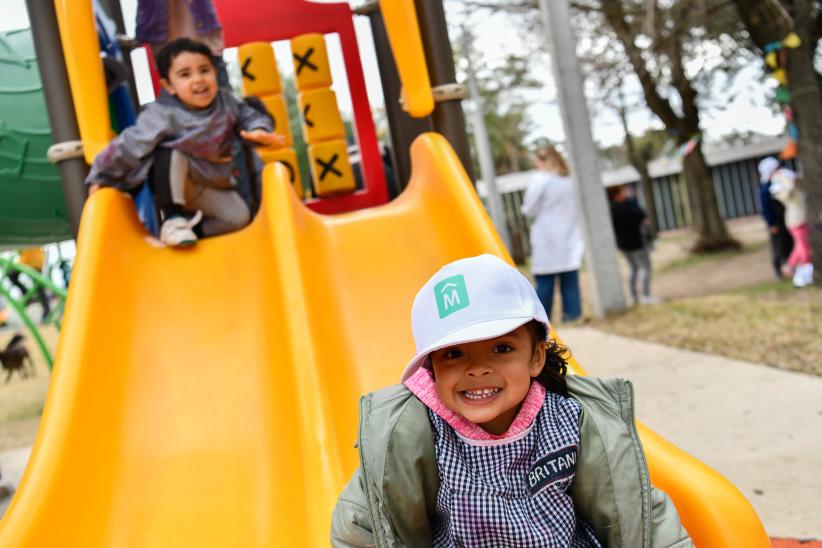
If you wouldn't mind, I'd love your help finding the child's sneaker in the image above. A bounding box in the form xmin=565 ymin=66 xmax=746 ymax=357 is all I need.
xmin=160 ymin=211 xmax=202 ymax=247
xmin=793 ymin=263 xmax=814 ymax=288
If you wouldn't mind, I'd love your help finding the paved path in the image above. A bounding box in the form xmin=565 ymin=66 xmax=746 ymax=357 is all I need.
xmin=561 ymin=327 xmax=822 ymax=540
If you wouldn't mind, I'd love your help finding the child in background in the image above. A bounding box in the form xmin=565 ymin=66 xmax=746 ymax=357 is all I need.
xmin=759 ymin=157 xmax=813 ymax=287
xmin=332 ymin=254 xmax=691 ymax=547
xmin=136 ymin=0 xmax=230 ymax=87
xmin=86 ymin=38 xmax=284 ymax=246
xmin=8 ymin=248 xmax=51 ymax=320
xmin=757 ymin=157 xmax=794 ymax=280
xmin=607 ymin=185 xmax=659 ymax=305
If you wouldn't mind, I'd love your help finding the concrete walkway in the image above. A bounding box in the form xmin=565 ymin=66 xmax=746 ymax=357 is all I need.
xmin=561 ymin=327 xmax=822 ymax=540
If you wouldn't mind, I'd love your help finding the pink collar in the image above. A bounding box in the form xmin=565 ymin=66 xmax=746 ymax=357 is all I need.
xmin=404 ymin=367 xmax=546 ymax=442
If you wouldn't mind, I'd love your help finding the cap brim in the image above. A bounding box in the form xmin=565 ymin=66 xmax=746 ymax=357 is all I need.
xmin=400 ymin=317 xmax=536 ymax=382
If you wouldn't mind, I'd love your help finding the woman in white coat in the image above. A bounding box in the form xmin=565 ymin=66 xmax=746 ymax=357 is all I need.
xmin=520 ymin=145 xmax=584 ymax=322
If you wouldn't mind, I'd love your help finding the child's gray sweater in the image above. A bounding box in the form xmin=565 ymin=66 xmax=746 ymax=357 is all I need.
xmin=86 ymin=89 xmax=272 ymax=190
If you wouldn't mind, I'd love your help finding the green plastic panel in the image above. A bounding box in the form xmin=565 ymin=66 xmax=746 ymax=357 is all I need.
xmin=0 ymin=28 xmax=72 ymax=248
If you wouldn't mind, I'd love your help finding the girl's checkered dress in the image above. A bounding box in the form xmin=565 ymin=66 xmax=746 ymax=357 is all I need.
xmin=428 ymin=392 xmax=602 ymax=547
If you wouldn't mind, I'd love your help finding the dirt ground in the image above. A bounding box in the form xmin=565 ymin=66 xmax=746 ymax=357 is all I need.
xmin=571 ymin=215 xmax=776 ymax=306
xmin=646 ymin=216 xmax=776 ymax=300
xmin=0 ymin=327 xmax=56 ymax=452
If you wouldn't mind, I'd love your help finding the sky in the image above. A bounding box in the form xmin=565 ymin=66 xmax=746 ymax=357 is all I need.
xmin=0 ymin=0 xmax=786 ymax=149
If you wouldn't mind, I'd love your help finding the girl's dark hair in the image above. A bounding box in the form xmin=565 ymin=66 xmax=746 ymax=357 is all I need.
xmin=156 ymin=38 xmax=215 ymax=80
xmin=525 ymin=320 xmax=570 ymax=397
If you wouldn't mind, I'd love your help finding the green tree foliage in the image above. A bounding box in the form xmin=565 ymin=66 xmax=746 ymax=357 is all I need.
xmin=454 ymin=35 xmax=543 ymax=175
xmin=458 ymin=0 xmax=744 ymax=251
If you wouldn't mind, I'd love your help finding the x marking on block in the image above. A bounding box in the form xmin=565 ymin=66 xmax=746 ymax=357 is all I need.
xmin=293 ymin=47 xmax=318 ymax=75
xmin=316 ymin=154 xmax=342 ymax=181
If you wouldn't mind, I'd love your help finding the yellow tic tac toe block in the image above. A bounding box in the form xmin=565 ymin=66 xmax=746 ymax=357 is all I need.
xmin=259 ymin=147 xmax=303 ymax=199
xmin=290 ymin=33 xmax=332 ymax=90
xmin=298 ymin=88 xmax=345 ymax=144
xmin=308 ymin=140 xmax=356 ymax=197
xmin=238 ymin=41 xmax=281 ymax=97
xmin=259 ymin=95 xmax=293 ymax=148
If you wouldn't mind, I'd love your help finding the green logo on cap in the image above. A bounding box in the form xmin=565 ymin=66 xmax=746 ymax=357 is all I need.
xmin=435 ymin=275 xmax=470 ymax=318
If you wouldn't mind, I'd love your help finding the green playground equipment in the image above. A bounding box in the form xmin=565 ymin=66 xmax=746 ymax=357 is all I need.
xmin=0 ymin=28 xmax=73 ymax=248
xmin=0 ymin=26 xmax=76 ymax=367
xmin=0 ymin=255 xmax=67 ymax=369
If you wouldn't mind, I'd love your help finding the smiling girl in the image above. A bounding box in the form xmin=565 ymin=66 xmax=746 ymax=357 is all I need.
xmin=332 ymin=254 xmax=692 ymax=547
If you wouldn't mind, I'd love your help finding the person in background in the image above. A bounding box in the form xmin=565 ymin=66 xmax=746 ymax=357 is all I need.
xmin=758 ymin=157 xmax=813 ymax=287
xmin=521 ymin=145 xmax=584 ymax=323
xmin=136 ymin=0 xmax=229 ymax=87
xmin=756 ymin=157 xmax=794 ymax=280
xmin=8 ymin=248 xmax=51 ymax=321
xmin=607 ymin=184 xmax=659 ymax=305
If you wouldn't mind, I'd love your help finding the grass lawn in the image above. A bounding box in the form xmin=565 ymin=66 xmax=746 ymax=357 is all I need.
xmin=591 ymin=276 xmax=821 ymax=377
xmin=539 ymin=217 xmax=822 ymax=377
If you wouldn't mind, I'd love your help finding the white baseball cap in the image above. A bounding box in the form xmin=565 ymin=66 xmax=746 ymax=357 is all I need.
xmin=758 ymin=157 xmax=780 ymax=183
xmin=400 ymin=254 xmax=550 ymax=382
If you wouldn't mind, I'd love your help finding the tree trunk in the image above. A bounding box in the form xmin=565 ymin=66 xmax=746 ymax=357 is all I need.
xmin=615 ymin=101 xmax=660 ymax=233
xmin=623 ymin=129 xmax=659 ymax=234
xmin=784 ymin=3 xmax=822 ymax=285
xmin=682 ymin=145 xmax=738 ymax=252
xmin=599 ymin=0 xmax=735 ymax=252
xmin=636 ymin=159 xmax=659 ymax=236
xmin=733 ymin=0 xmax=822 ymax=284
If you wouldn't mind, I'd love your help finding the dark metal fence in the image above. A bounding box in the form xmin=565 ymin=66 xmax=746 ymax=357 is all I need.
xmin=636 ymin=155 xmax=798 ymax=232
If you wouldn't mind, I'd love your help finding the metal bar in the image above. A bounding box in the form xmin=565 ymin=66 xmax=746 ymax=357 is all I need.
xmin=538 ymin=0 xmax=626 ymax=316
xmin=25 ymin=0 xmax=88 ymax=236
xmin=363 ymin=7 xmax=431 ymax=193
xmin=413 ymin=0 xmax=474 ymax=181
xmin=0 ymin=258 xmax=68 ymax=299
xmin=0 ymin=259 xmax=64 ymax=369
xmin=99 ymin=0 xmax=141 ymax=111
xmin=463 ymin=29 xmax=512 ymax=251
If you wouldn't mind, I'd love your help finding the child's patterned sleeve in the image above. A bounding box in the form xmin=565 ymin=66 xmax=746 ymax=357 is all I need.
xmin=237 ymin=96 xmax=274 ymax=134
xmin=85 ymin=103 xmax=170 ymax=189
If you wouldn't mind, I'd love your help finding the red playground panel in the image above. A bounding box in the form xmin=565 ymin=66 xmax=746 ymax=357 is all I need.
xmin=214 ymin=0 xmax=389 ymax=214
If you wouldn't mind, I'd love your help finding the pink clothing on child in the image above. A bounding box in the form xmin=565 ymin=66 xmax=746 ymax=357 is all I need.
xmin=787 ymin=224 xmax=811 ymax=267
xmin=404 ymin=366 xmax=546 ymax=442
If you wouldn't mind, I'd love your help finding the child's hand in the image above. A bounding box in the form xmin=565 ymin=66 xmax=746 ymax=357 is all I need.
xmin=240 ymin=129 xmax=286 ymax=148
xmin=88 ymin=183 xmax=101 ymax=195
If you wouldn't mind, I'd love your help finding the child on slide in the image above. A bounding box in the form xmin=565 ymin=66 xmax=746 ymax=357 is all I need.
xmin=86 ymin=38 xmax=285 ymax=247
xmin=332 ymin=254 xmax=692 ymax=547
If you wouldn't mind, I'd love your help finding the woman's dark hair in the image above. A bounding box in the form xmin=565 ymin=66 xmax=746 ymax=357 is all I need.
xmin=155 ymin=38 xmax=215 ymax=80
xmin=525 ymin=320 xmax=570 ymax=397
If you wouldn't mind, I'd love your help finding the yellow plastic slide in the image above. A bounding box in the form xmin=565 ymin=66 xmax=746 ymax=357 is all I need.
xmin=0 ymin=135 xmax=767 ymax=546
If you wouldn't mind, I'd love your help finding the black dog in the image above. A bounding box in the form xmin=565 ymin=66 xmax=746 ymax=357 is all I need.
xmin=0 ymin=333 xmax=36 ymax=383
